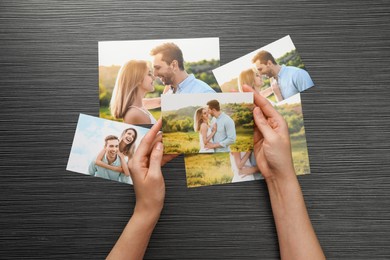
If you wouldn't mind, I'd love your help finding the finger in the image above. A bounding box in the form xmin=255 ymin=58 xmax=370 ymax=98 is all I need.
xmin=148 ymin=141 xmax=164 ymax=178
xmin=151 ymin=132 xmax=163 ymax=153
xmin=135 ymin=119 xmax=162 ymax=159
xmin=253 ymin=107 xmax=274 ymax=140
xmin=253 ymin=126 xmax=263 ymax=144
xmin=161 ymin=154 xmax=179 ymax=166
xmin=242 ymin=85 xmax=281 ymax=119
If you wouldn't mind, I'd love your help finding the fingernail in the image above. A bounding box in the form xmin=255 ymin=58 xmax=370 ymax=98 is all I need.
xmin=254 ymin=107 xmax=260 ymax=116
xmin=156 ymin=142 xmax=163 ymax=151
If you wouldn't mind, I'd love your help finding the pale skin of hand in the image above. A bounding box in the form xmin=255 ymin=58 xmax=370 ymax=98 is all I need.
xmin=243 ymin=85 xmax=325 ymax=260
xmin=107 ymin=119 xmax=165 ymax=260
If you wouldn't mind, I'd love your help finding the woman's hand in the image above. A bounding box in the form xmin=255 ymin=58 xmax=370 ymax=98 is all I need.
xmin=107 ymin=119 xmax=165 ymax=260
xmin=117 ymin=151 xmax=130 ymax=176
xmin=128 ymin=119 xmax=165 ymax=216
xmin=242 ymin=85 xmax=325 ymax=260
xmin=243 ymin=85 xmax=294 ymax=181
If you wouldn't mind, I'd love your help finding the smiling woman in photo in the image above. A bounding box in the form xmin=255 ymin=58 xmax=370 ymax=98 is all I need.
xmin=110 ymin=60 xmax=157 ymax=125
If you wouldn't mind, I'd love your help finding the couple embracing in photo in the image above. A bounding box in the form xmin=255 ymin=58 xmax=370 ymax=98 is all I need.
xmin=88 ymin=128 xmax=138 ymax=184
xmin=194 ymin=99 xmax=236 ymax=153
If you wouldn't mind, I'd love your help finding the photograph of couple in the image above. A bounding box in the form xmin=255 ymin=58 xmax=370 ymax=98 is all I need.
xmin=98 ymin=37 xmax=221 ymax=125
xmin=212 ymin=35 xmax=314 ymax=104
xmin=76 ymin=36 xmax=310 ymax=188
xmin=66 ymin=114 xmax=150 ymax=185
xmin=185 ymin=93 xmax=310 ymax=188
xmin=161 ymin=92 xmax=253 ymax=154
xmin=181 ymin=35 xmax=312 ymax=187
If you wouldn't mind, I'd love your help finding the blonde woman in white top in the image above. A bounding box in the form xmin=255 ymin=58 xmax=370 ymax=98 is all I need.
xmin=194 ymin=107 xmax=217 ymax=153
xmin=110 ymin=60 xmax=157 ymax=125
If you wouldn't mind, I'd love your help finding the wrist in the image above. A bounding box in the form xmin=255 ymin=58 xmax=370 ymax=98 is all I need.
xmin=265 ymin=169 xmax=301 ymax=202
xmin=133 ymin=205 xmax=162 ymax=225
xmin=264 ymin=168 xmax=297 ymax=188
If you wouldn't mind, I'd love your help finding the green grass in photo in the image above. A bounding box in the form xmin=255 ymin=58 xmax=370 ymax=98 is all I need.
xmin=290 ymin=127 xmax=310 ymax=175
xmin=163 ymin=132 xmax=200 ymax=154
xmin=185 ymin=153 xmax=233 ymax=188
xmin=100 ymin=106 xmax=121 ymax=122
xmin=230 ymin=126 xmax=253 ymax=152
xmin=99 ymin=106 xmax=160 ymax=123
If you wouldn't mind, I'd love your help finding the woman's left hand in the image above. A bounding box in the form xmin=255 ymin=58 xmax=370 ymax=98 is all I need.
xmin=107 ymin=119 xmax=165 ymax=260
xmin=128 ymin=119 xmax=165 ymax=216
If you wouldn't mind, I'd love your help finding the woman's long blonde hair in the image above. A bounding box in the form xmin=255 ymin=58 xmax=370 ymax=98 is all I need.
xmin=194 ymin=107 xmax=207 ymax=132
xmin=110 ymin=60 xmax=148 ymax=119
xmin=237 ymin=68 xmax=257 ymax=92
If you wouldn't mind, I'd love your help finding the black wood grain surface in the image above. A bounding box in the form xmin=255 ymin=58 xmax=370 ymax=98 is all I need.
xmin=1 ymin=0 xmax=389 ymax=259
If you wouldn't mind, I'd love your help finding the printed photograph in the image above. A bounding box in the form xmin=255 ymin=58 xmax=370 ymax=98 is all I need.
xmin=98 ymin=37 xmax=221 ymax=125
xmin=212 ymin=35 xmax=314 ymax=104
xmin=66 ymin=114 xmax=150 ymax=185
xmin=161 ymin=93 xmax=254 ymax=154
xmin=184 ymin=93 xmax=310 ymax=188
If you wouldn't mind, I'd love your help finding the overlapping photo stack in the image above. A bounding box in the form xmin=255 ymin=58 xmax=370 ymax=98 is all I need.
xmin=67 ymin=36 xmax=314 ymax=188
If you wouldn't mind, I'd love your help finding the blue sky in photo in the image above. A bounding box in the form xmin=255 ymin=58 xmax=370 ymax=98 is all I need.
xmin=66 ymin=114 xmax=149 ymax=175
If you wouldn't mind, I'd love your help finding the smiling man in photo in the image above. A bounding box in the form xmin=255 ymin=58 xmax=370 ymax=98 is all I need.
xmin=150 ymin=42 xmax=216 ymax=94
xmin=88 ymin=135 xmax=123 ymax=181
xmin=252 ymin=50 xmax=314 ymax=100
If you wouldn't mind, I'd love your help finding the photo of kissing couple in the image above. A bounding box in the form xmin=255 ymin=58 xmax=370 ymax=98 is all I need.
xmin=98 ymin=38 xmax=220 ymax=125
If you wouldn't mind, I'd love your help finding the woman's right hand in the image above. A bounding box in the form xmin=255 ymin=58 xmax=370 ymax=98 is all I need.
xmin=243 ymin=85 xmax=295 ymax=181
xmin=243 ymin=84 xmax=326 ymax=260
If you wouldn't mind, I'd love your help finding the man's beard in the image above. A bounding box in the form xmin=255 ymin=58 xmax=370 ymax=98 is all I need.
xmin=160 ymin=72 xmax=174 ymax=86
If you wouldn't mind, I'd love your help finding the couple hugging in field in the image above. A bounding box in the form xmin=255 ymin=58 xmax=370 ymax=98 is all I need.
xmin=194 ymin=99 xmax=260 ymax=182
xmin=194 ymin=99 xmax=236 ymax=153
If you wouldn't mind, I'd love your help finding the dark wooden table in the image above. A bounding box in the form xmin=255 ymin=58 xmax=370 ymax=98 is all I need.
xmin=1 ymin=1 xmax=389 ymax=259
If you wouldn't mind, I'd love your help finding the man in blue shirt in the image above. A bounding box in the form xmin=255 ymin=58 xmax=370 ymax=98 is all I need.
xmin=88 ymin=135 xmax=124 ymax=182
xmin=205 ymin=99 xmax=236 ymax=152
xmin=150 ymin=42 xmax=216 ymax=94
xmin=143 ymin=42 xmax=216 ymax=111
xmin=252 ymin=50 xmax=314 ymax=100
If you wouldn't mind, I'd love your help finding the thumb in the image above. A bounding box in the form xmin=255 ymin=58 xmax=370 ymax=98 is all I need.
xmin=148 ymin=141 xmax=164 ymax=177
xmin=253 ymin=107 xmax=274 ymax=140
